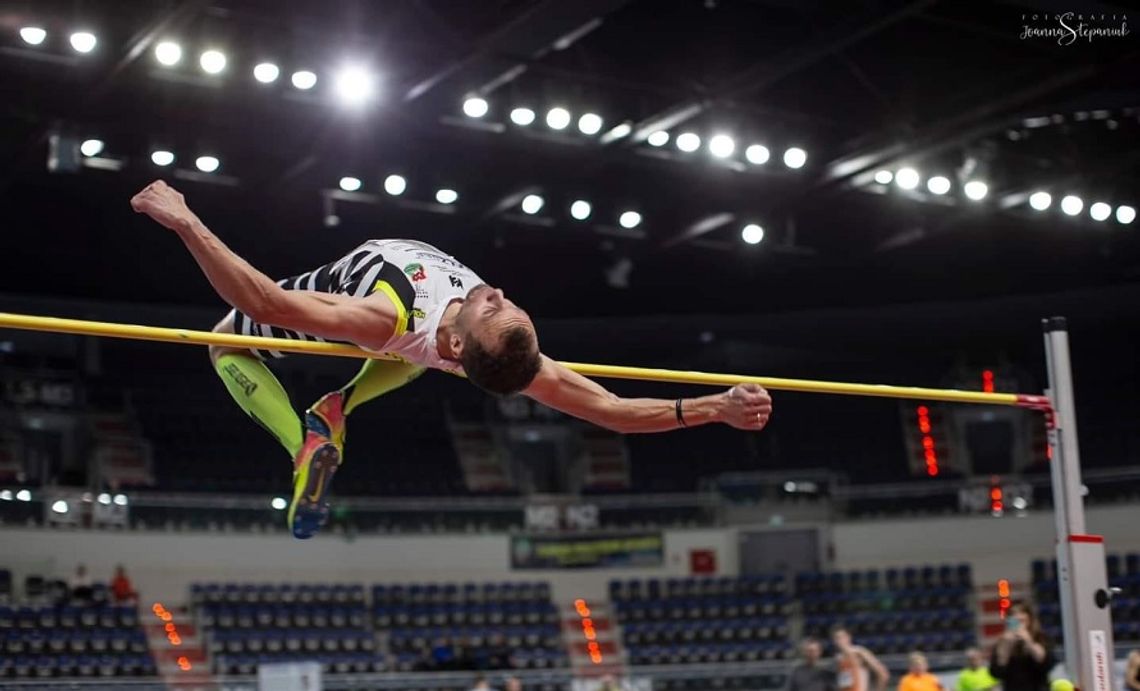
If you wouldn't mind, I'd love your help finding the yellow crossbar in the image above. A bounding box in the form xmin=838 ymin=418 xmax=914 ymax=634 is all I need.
xmin=0 ymin=312 xmax=1034 ymax=406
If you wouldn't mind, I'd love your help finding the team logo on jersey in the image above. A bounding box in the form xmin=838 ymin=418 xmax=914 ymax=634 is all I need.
xmin=410 ymin=308 xmax=426 ymax=320
xmin=449 ymin=275 xmax=463 ymax=288
xmin=403 ymin=263 xmax=427 ymax=282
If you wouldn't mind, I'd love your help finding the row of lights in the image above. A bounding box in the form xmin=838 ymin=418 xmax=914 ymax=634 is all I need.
xmin=14 ymin=26 xmax=373 ymax=106
xmin=78 ymin=139 xmax=221 ymax=173
xmin=876 ymin=167 xmax=1136 ymax=224
xmin=460 ymin=97 xmax=808 ymax=169
xmin=49 ymin=492 xmax=130 ymax=515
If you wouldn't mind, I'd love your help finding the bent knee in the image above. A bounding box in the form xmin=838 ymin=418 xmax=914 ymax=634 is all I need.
xmin=209 ymin=314 xmax=247 ymax=365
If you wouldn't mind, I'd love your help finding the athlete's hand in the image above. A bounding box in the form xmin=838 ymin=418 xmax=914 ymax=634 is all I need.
xmin=717 ymin=383 xmax=772 ymax=431
xmin=131 ymin=180 xmax=200 ymax=233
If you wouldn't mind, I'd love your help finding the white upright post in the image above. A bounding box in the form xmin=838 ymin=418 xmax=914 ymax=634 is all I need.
xmin=1042 ymin=317 xmax=1115 ymax=691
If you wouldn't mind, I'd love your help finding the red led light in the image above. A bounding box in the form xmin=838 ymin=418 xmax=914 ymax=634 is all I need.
xmin=917 ymin=406 xmax=929 ymax=416
xmin=991 ymin=488 xmax=1002 ymax=500
xmin=992 ymin=500 xmax=1003 ymax=512
xmin=575 ymin=599 xmax=602 ymax=665
xmin=915 ymin=406 xmax=938 ymax=477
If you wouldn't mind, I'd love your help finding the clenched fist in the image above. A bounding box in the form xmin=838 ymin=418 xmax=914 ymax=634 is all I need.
xmin=717 ymin=383 xmax=773 ymax=431
xmin=131 ymin=180 xmax=200 ymax=233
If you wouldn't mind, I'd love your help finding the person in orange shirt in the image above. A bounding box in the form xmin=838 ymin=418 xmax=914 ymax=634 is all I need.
xmin=832 ymin=626 xmax=889 ymax=691
xmin=899 ymin=652 xmax=943 ymax=691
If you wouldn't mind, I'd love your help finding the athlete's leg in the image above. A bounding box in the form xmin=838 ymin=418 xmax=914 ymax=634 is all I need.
xmin=209 ymin=312 xmax=303 ymax=458
xmin=341 ymin=359 xmax=426 ymax=415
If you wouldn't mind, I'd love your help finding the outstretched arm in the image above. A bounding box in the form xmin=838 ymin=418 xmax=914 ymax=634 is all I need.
xmin=524 ymin=356 xmax=772 ymax=434
xmin=131 ymin=180 xmax=397 ymax=349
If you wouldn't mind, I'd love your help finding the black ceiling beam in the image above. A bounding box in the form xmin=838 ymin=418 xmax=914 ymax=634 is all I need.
xmin=402 ymin=0 xmax=632 ymax=106
xmin=621 ymin=0 xmax=938 ymax=146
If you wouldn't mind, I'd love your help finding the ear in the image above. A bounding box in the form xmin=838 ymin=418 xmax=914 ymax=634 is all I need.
xmin=449 ymin=332 xmax=465 ymax=358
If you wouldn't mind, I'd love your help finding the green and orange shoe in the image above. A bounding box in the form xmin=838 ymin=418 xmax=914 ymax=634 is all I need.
xmin=287 ymin=391 xmax=347 ymax=539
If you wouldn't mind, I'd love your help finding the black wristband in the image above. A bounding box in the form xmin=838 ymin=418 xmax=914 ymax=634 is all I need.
xmin=675 ymin=398 xmax=687 ymax=428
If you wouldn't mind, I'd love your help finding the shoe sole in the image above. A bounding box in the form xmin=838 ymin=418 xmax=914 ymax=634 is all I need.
xmin=288 ymin=443 xmax=340 ymax=540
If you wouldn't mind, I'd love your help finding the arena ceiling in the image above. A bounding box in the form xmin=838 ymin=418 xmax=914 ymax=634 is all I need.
xmin=0 ymin=0 xmax=1138 ymax=319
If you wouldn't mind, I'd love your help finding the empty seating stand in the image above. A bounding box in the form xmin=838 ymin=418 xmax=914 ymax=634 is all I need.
xmin=797 ymin=563 xmax=976 ymax=653
xmin=1033 ymin=552 xmax=1140 ymax=644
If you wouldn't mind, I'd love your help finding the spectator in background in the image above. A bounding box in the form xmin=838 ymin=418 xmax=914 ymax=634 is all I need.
xmin=898 ymin=652 xmax=942 ymax=691
xmin=504 ymin=677 xmax=522 ymax=691
xmin=957 ymin=647 xmax=998 ymax=691
xmin=469 ymin=674 xmax=492 ymax=691
xmin=991 ymin=601 xmax=1054 ymax=691
xmin=1124 ymin=649 xmax=1140 ymax=691
xmin=832 ymin=625 xmax=889 ymax=691
xmin=788 ymin=637 xmax=837 ymax=691
xmin=110 ymin=565 xmax=136 ymax=604
xmin=598 ymin=675 xmax=621 ymax=691
xmin=69 ymin=564 xmax=93 ymax=603
xmin=485 ymin=633 xmax=512 ymax=670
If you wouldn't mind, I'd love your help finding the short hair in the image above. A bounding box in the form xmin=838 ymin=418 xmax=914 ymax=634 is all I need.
xmin=461 ymin=325 xmax=542 ymax=396
xmin=830 ymin=624 xmax=849 ymax=636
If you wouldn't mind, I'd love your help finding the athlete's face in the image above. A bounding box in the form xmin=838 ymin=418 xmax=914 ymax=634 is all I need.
xmin=456 ymin=284 xmax=536 ymax=351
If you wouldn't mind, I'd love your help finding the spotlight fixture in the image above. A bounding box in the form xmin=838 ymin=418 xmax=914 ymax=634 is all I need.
xmin=927 ymin=176 xmax=951 ymax=195
xmin=435 ymin=189 xmax=458 ymax=205
xmin=570 ymin=200 xmax=592 ymax=220
xmin=619 ymin=211 xmax=642 ymax=229
xmin=79 ymin=139 xmax=104 ymax=157
xmin=16 ymin=489 xmax=31 ymax=502
xmin=154 ymin=41 xmax=182 ymax=66
xmin=521 ymin=194 xmax=545 ymax=215
xmin=291 ymin=70 xmax=318 ymax=90
xmin=69 ymin=32 xmax=97 ymax=54
xmin=675 ymin=132 xmax=701 ymax=153
xmin=783 ymin=147 xmax=807 ymax=169
xmin=195 ymin=156 xmax=220 ymax=173
xmin=384 ymin=175 xmax=407 ymax=196
xmin=546 ymin=108 xmax=571 ymax=130
xmin=578 ymin=113 xmax=603 ymax=135
xmin=895 ymin=168 xmax=920 ymax=190
xmin=510 ymin=108 xmax=536 ymax=126
xmin=741 ymin=224 xmax=765 ymax=245
xmin=333 ymin=66 xmax=374 ymax=105
xmin=874 ymin=170 xmax=894 ymax=184
xmin=647 ymin=131 xmax=670 ymax=147
xmin=463 ymin=96 xmax=489 ymax=118
xmin=709 ymin=134 xmax=735 ymax=159
xmin=1089 ymin=202 xmax=1111 ymax=222
xmin=51 ymin=500 xmax=68 ymax=514
xmin=19 ymin=27 xmax=47 ymax=46
xmin=1116 ymin=205 xmax=1136 ymax=224
xmin=1029 ymin=191 xmax=1052 ymax=211
xmin=271 ymin=497 xmax=287 ymax=510
xmin=339 ymin=177 xmax=362 ymax=192
xmin=745 ymin=144 xmax=770 ymax=165
xmin=1060 ymin=195 xmax=1083 ymax=216
xmin=199 ymin=50 xmax=226 ymax=75
xmin=150 ymin=150 xmax=175 ymax=166
xmin=253 ymin=63 xmax=280 ymax=83
xmin=964 ymin=180 xmax=988 ymax=200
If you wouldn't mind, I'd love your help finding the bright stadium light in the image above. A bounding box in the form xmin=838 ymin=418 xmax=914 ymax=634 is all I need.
xmin=964 ymin=180 xmax=988 ymax=200
xmin=521 ymin=194 xmax=545 ymax=215
xmin=546 ymin=107 xmax=571 ymax=130
xmin=1060 ymin=195 xmax=1083 ymax=216
xmin=435 ymin=189 xmax=458 ymax=205
xmin=70 ymin=32 xmax=97 ymax=54
xmin=199 ymin=50 xmax=226 ymax=75
xmin=874 ymin=170 xmax=894 ymax=185
xmin=895 ymin=168 xmax=920 ymax=190
xmin=271 ymin=497 xmax=287 ymax=510
xmin=463 ymin=96 xmax=489 ymax=118
xmin=333 ymin=66 xmax=374 ymax=105
xmin=20 ymin=27 xmax=47 ymax=46
xmin=97 ymin=493 xmax=111 ymax=505
xmin=150 ymin=150 xmax=175 ymax=166
xmin=51 ymin=500 xmax=69 ymax=514
xmin=16 ymin=489 xmax=32 ymax=502
xmin=619 ymin=211 xmax=642 ymax=229
xmin=927 ymin=176 xmax=951 ymax=195
xmin=1029 ymin=191 xmax=1052 ymax=211
xmin=709 ymin=134 xmax=735 ymax=159
xmin=745 ymin=144 xmax=770 ymax=165
xmin=1117 ymin=205 xmax=1136 ymax=224
xmin=384 ymin=175 xmax=406 ymax=196
xmin=741 ymin=224 xmax=765 ymax=245
xmin=578 ymin=113 xmax=603 ymax=135
xmin=113 ymin=494 xmax=128 ymax=506
xmin=154 ymin=41 xmax=182 ymax=66
xmin=253 ymin=62 xmax=280 ymax=83
xmin=80 ymin=139 xmax=104 ymax=157
xmin=647 ymin=131 xmax=670 ymax=147
xmin=1089 ymin=202 xmax=1111 ymax=221
xmin=783 ymin=147 xmax=807 ymax=169
xmin=195 ymin=156 xmax=220 ymax=173
xmin=291 ymin=70 xmax=318 ymax=90
xmin=676 ymin=132 xmax=701 ymax=153
xmin=570 ymin=200 xmax=592 ymax=220
xmin=339 ymin=177 xmax=362 ymax=192
xmin=510 ymin=107 xmax=536 ymax=126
